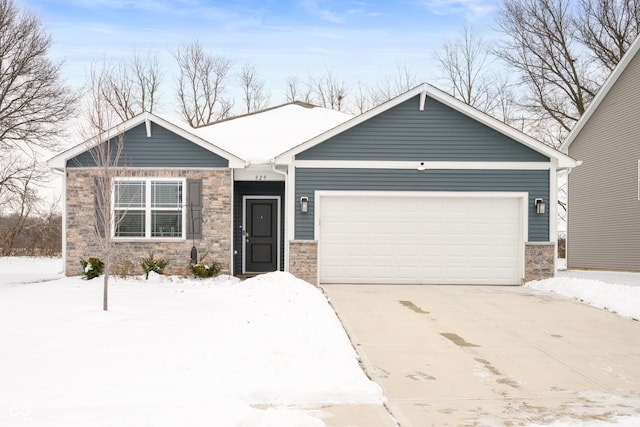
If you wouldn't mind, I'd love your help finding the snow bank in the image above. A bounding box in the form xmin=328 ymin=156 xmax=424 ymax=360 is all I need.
xmin=0 ymin=256 xmax=63 ymax=285
xmin=0 ymin=265 xmax=382 ymax=426
xmin=526 ymin=274 xmax=640 ymax=320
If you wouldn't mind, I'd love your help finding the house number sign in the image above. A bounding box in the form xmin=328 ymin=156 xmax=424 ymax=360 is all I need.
xmin=255 ymin=175 xmax=268 ymax=181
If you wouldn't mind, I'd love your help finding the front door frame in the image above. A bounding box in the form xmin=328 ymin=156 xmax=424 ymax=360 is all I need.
xmin=242 ymin=195 xmax=281 ymax=273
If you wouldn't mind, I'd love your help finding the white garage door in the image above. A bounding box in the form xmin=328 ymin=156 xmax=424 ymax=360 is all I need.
xmin=319 ymin=193 xmax=524 ymax=285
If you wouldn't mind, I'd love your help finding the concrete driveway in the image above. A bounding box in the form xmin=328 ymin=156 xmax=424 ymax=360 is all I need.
xmin=322 ymin=284 xmax=640 ymax=427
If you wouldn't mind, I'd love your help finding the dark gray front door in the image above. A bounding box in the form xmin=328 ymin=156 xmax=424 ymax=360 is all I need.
xmin=245 ymin=199 xmax=278 ymax=272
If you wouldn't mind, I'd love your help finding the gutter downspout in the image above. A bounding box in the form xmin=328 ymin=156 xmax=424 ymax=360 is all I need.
xmin=270 ymin=160 xmax=289 ymax=272
xmin=556 ymin=159 xmax=582 ymax=272
xmin=51 ymin=168 xmax=66 ymax=275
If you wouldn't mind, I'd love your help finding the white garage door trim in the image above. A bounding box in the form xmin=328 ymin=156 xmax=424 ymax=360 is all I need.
xmin=315 ymin=191 xmax=528 ymax=285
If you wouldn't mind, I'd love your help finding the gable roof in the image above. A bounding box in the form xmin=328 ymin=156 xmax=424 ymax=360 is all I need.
xmin=176 ymin=102 xmax=352 ymax=163
xmin=561 ymin=35 xmax=640 ymax=152
xmin=48 ymin=103 xmax=353 ymax=170
xmin=275 ymin=83 xmax=577 ymax=169
xmin=47 ymin=112 xmax=247 ymax=170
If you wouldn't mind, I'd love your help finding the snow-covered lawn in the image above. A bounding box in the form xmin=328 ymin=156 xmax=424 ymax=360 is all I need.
xmin=527 ymin=261 xmax=640 ymax=321
xmin=0 ymin=257 xmax=382 ymax=426
xmin=2 ymin=257 xmax=639 ymax=426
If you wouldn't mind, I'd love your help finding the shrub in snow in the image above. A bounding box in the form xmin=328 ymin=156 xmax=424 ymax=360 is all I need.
xmin=79 ymin=257 xmax=104 ymax=280
xmin=113 ymin=260 xmax=136 ymax=278
xmin=141 ymin=252 xmax=168 ymax=280
xmin=190 ymin=262 xmax=221 ymax=278
xmin=189 ymin=252 xmax=221 ymax=278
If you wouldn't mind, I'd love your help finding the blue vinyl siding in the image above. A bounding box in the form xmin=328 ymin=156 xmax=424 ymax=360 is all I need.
xmin=296 ymin=96 xmax=549 ymax=162
xmin=295 ymin=168 xmax=549 ymax=241
xmin=67 ymin=123 xmax=228 ymax=168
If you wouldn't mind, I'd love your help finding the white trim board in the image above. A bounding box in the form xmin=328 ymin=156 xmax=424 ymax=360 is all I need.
xmin=293 ymin=161 xmax=553 ymax=170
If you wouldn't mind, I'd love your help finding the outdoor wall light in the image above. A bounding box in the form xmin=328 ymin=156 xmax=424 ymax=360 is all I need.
xmin=535 ymin=198 xmax=546 ymax=214
xmin=300 ymin=196 xmax=309 ymax=213
xmin=417 ymin=162 xmax=426 ymax=172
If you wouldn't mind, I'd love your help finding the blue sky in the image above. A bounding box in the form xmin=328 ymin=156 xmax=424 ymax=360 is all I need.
xmin=22 ymin=0 xmax=502 ymax=106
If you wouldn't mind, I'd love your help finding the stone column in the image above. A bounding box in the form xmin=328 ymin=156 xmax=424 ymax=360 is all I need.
xmin=288 ymin=240 xmax=318 ymax=286
xmin=525 ymin=242 xmax=556 ymax=283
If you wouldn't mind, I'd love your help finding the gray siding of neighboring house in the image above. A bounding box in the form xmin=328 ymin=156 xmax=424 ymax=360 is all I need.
xmin=297 ymin=96 xmax=549 ymax=162
xmin=294 ymin=168 xmax=550 ymax=242
xmin=567 ymin=51 xmax=640 ymax=271
xmin=67 ymin=122 xmax=229 ymax=168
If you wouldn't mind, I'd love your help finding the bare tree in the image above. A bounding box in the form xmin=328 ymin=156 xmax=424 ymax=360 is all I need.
xmin=0 ymin=0 xmax=75 ymax=249
xmin=309 ymin=70 xmax=349 ymax=111
xmin=494 ymin=0 xmax=600 ymax=134
xmin=0 ymin=0 xmax=76 ymax=153
xmin=238 ymin=63 xmax=270 ymax=113
xmin=284 ymin=72 xmax=348 ymax=110
xmin=376 ymin=63 xmax=418 ymax=102
xmin=285 ymin=75 xmax=313 ymax=103
xmin=174 ymin=41 xmax=234 ymax=127
xmin=287 ymin=70 xmax=348 ymax=111
xmin=349 ymin=64 xmax=417 ymax=114
xmin=434 ymin=27 xmax=497 ymax=112
xmin=132 ymin=51 xmax=162 ymax=114
xmin=351 ymin=81 xmax=381 ymax=114
xmin=80 ymin=69 xmax=127 ymax=311
xmin=0 ymin=156 xmax=44 ymax=255
xmin=87 ymin=51 xmax=163 ymax=122
xmin=577 ymin=0 xmax=640 ymax=71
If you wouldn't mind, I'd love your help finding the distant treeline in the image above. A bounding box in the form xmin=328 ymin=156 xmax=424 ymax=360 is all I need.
xmin=0 ymin=214 xmax=62 ymax=256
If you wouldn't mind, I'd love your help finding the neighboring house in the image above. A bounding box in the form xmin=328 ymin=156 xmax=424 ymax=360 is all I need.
xmin=561 ymin=36 xmax=640 ymax=271
xmin=49 ymin=85 xmax=577 ymax=285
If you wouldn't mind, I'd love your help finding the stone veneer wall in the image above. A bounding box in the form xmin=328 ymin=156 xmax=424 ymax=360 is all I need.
xmin=524 ymin=242 xmax=556 ymax=283
xmin=288 ymin=240 xmax=318 ymax=286
xmin=65 ymin=168 xmax=231 ymax=276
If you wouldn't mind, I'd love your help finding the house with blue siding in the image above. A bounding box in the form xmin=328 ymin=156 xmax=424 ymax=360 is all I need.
xmin=49 ymin=84 xmax=577 ymax=285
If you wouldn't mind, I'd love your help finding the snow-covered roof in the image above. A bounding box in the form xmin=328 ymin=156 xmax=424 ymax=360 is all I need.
xmin=164 ymin=102 xmax=353 ymax=163
xmin=47 ymin=102 xmax=353 ymax=170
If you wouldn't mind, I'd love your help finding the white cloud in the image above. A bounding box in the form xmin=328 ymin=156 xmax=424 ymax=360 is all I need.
xmin=417 ymin=0 xmax=498 ymax=21
xmin=297 ymin=0 xmax=364 ymax=24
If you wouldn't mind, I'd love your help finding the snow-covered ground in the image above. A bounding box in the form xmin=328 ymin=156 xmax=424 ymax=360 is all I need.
xmin=1 ymin=257 xmax=639 ymax=426
xmin=527 ymin=260 xmax=640 ymax=321
xmin=524 ymin=262 xmax=640 ymax=427
xmin=0 ymin=257 xmax=382 ymax=426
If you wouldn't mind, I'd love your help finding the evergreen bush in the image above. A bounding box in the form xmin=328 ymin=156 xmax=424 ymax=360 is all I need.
xmin=79 ymin=257 xmax=104 ymax=280
xmin=141 ymin=252 xmax=168 ymax=279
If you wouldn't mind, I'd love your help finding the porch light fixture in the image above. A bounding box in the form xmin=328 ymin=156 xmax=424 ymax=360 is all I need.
xmin=300 ymin=196 xmax=309 ymax=213
xmin=535 ymin=198 xmax=546 ymax=214
xmin=417 ymin=162 xmax=426 ymax=172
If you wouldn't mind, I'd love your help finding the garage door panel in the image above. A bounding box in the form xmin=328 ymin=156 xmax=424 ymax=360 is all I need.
xmin=319 ymin=194 xmax=523 ymax=285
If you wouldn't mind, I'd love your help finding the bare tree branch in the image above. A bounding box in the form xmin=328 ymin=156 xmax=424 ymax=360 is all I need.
xmin=309 ymin=69 xmax=349 ymax=111
xmin=174 ymin=41 xmax=234 ymax=127
xmin=87 ymin=51 xmax=163 ymax=122
xmin=434 ymin=27 xmax=495 ymax=109
xmin=132 ymin=50 xmax=162 ymax=114
xmin=577 ymin=0 xmax=640 ymax=71
xmin=80 ymin=68 xmax=128 ymax=311
xmin=238 ymin=63 xmax=270 ymax=113
xmin=285 ymin=75 xmax=313 ymax=103
xmin=494 ymin=0 xmax=600 ymax=133
xmin=0 ymin=0 xmax=76 ymax=152
xmin=376 ymin=63 xmax=418 ymax=102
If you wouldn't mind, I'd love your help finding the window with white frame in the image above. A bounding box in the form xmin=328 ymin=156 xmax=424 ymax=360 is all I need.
xmin=114 ymin=178 xmax=185 ymax=238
